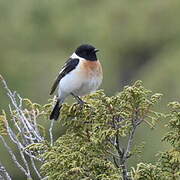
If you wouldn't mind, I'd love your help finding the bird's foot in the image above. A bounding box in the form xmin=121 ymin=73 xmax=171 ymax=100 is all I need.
xmin=71 ymin=93 xmax=86 ymax=106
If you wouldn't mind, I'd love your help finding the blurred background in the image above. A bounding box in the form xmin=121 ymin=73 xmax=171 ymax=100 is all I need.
xmin=0 ymin=0 xmax=180 ymax=179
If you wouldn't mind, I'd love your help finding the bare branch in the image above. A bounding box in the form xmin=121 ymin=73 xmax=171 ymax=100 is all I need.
xmin=49 ymin=96 xmax=56 ymax=147
xmin=0 ymin=75 xmax=47 ymax=179
xmin=0 ymin=162 xmax=11 ymax=180
xmin=29 ymin=156 xmax=42 ymax=179
xmin=49 ymin=119 xmax=54 ymax=147
xmin=112 ymin=108 xmax=144 ymax=180
xmin=0 ymin=135 xmax=29 ymax=177
xmin=113 ymin=156 xmax=119 ymax=169
xmin=123 ymin=125 xmax=136 ymax=161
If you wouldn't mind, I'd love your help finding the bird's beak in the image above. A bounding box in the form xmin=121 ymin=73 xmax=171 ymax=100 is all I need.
xmin=94 ymin=49 xmax=99 ymax=53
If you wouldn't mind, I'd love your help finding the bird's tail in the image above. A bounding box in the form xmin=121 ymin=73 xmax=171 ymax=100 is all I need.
xmin=50 ymin=99 xmax=62 ymax=120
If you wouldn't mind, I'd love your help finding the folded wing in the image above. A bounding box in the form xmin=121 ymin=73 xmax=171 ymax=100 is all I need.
xmin=50 ymin=58 xmax=79 ymax=95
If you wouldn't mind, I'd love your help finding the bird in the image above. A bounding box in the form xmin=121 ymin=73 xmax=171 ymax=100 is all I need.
xmin=49 ymin=44 xmax=103 ymax=120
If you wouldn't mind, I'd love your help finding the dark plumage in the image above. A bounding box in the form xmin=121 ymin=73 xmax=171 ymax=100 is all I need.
xmin=75 ymin=44 xmax=99 ymax=61
xmin=49 ymin=100 xmax=61 ymax=120
xmin=50 ymin=58 xmax=79 ymax=95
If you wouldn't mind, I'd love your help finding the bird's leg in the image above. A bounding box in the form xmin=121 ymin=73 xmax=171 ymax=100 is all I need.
xmin=71 ymin=93 xmax=86 ymax=105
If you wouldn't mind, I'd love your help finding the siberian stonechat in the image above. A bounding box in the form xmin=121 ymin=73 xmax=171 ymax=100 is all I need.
xmin=50 ymin=44 xmax=103 ymax=120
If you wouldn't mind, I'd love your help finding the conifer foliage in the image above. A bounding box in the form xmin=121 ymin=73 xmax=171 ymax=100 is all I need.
xmin=0 ymin=76 xmax=179 ymax=180
xmin=41 ymin=81 xmax=162 ymax=180
xmin=132 ymin=102 xmax=180 ymax=179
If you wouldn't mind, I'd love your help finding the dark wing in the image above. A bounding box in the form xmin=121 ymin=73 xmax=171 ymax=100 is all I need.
xmin=50 ymin=58 xmax=79 ymax=95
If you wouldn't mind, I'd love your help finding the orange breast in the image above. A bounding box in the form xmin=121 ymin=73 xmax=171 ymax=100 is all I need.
xmin=83 ymin=60 xmax=103 ymax=78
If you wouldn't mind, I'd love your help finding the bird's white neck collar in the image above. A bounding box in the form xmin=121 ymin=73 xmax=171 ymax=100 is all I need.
xmin=71 ymin=53 xmax=85 ymax=61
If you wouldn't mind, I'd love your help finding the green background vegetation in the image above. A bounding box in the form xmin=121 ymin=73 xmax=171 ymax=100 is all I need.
xmin=0 ymin=0 xmax=180 ymax=179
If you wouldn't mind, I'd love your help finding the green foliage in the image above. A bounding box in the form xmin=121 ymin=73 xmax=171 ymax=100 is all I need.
xmin=132 ymin=101 xmax=180 ymax=180
xmin=41 ymin=134 xmax=120 ymax=180
xmin=163 ymin=102 xmax=180 ymax=148
xmin=131 ymin=163 xmax=162 ymax=180
xmin=60 ymin=81 xmax=162 ymax=141
xmin=1 ymin=80 xmax=180 ymax=179
xmin=40 ymin=81 xmax=162 ymax=179
xmin=0 ymin=110 xmax=7 ymax=136
xmin=156 ymin=101 xmax=180 ymax=179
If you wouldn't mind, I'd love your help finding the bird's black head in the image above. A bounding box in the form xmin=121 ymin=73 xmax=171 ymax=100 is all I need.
xmin=75 ymin=44 xmax=99 ymax=61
